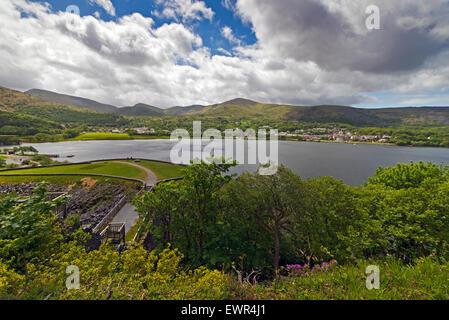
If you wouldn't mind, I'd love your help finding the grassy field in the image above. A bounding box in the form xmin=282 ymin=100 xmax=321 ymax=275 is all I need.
xmin=70 ymin=133 xmax=132 ymax=141
xmin=129 ymin=160 xmax=184 ymax=180
xmin=0 ymin=162 xmax=148 ymax=180
xmin=0 ymin=174 xmax=142 ymax=188
xmin=130 ymin=135 xmax=170 ymax=140
xmin=69 ymin=133 xmax=171 ymax=141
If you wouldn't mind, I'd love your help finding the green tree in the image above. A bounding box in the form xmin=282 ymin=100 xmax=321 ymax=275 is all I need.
xmin=368 ymin=161 xmax=448 ymax=190
xmin=288 ymin=177 xmax=365 ymax=264
xmin=0 ymin=183 xmax=64 ymax=296
xmin=135 ymin=159 xmax=236 ymax=267
xmin=134 ymin=181 xmax=184 ymax=245
xmin=221 ymin=166 xmax=301 ymax=273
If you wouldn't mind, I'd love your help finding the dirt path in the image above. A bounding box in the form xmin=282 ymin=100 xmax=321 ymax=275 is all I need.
xmin=113 ymin=161 xmax=158 ymax=186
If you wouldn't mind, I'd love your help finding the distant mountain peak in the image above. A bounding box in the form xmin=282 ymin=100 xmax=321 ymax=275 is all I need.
xmin=118 ymin=103 xmax=164 ymax=116
xmin=26 ymin=88 xmax=118 ymax=113
xmin=220 ymin=98 xmax=258 ymax=105
xmin=132 ymin=103 xmax=155 ymax=108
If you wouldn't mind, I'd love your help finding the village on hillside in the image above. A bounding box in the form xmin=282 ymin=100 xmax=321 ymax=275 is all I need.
xmin=277 ymin=127 xmax=392 ymax=143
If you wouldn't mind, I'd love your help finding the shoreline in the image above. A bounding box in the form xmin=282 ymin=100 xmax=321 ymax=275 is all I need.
xmin=12 ymin=135 xmax=449 ymax=150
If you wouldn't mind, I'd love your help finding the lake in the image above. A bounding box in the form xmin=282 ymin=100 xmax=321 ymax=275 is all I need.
xmin=20 ymin=140 xmax=449 ymax=186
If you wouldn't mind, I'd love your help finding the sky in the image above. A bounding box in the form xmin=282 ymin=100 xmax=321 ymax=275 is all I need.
xmin=1 ymin=0 xmax=449 ymax=108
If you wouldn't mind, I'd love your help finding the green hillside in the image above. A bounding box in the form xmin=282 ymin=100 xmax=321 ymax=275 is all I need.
xmin=26 ymin=88 xmax=118 ymax=113
xmin=164 ymin=104 xmax=206 ymax=116
xmin=2 ymin=85 xmax=449 ymax=135
xmin=184 ymin=99 xmax=449 ymax=127
xmin=0 ymin=86 xmax=126 ymax=126
xmin=188 ymin=98 xmax=294 ymax=120
xmin=0 ymin=110 xmax=60 ymax=136
xmin=117 ymin=103 xmax=165 ymax=116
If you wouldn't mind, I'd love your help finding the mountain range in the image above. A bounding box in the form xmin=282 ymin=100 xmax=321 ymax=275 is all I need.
xmin=0 ymin=86 xmax=445 ymax=128
xmin=25 ymin=89 xmax=200 ymax=117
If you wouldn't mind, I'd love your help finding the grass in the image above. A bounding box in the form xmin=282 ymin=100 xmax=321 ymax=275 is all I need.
xmin=0 ymin=175 xmax=142 ymax=188
xmin=67 ymin=133 xmax=172 ymax=141
xmin=232 ymin=257 xmax=449 ymax=300
xmin=125 ymin=221 xmax=141 ymax=243
xmin=130 ymin=135 xmax=170 ymax=140
xmin=70 ymin=133 xmax=132 ymax=141
xmin=128 ymin=160 xmax=184 ymax=180
xmin=0 ymin=162 xmax=148 ymax=180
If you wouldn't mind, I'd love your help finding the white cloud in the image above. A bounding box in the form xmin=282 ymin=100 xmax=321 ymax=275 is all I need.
xmin=88 ymin=0 xmax=116 ymax=17
xmin=222 ymin=0 xmax=235 ymax=11
xmin=401 ymin=94 xmax=449 ymax=106
xmin=0 ymin=0 xmax=448 ymax=109
xmin=217 ymin=48 xmax=232 ymax=56
xmin=154 ymin=0 xmax=214 ymax=22
xmin=221 ymin=26 xmax=240 ymax=45
xmin=235 ymin=0 xmax=449 ymax=73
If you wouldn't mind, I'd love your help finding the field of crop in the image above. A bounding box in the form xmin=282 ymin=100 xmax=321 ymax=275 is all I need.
xmin=0 ymin=162 xmax=147 ymax=180
xmin=130 ymin=160 xmax=184 ymax=180
xmin=70 ymin=132 xmax=132 ymax=140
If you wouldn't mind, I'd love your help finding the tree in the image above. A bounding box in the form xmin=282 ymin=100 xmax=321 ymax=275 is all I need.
xmin=0 ymin=183 xmax=64 ymax=296
xmin=280 ymin=177 xmax=361 ymax=264
xmin=368 ymin=161 xmax=448 ymax=190
xmin=181 ymin=159 xmax=235 ymax=260
xmin=221 ymin=166 xmax=302 ymax=274
xmin=135 ymin=159 xmax=236 ymax=267
xmin=134 ymin=181 xmax=184 ymax=245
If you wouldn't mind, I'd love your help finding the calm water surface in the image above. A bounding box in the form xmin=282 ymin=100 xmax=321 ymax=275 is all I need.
xmin=20 ymin=140 xmax=449 ymax=186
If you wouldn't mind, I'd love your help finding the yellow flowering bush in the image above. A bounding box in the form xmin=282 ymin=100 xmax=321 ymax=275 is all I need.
xmin=0 ymin=260 xmax=24 ymax=298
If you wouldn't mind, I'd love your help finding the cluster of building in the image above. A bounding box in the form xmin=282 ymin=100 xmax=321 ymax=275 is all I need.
xmin=95 ymin=127 xmax=156 ymax=134
xmin=95 ymin=126 xmax=393 ymax=144
xmin=277 ymin=128 xmax=392 ymax=143
xmin=130 ymin=127 xmax=156 ymax=134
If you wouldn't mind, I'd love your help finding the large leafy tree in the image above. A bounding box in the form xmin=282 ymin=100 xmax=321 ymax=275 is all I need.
xmin=368 ymin=161 xmax=448 ymax=190
xmin=221 ymin=166 xmax=302 ymax=273
xmin=135 ymin=159 xmax=236 ymax=267
xmin=288 ymin=177 xmax=365 ymax=264
xmin=0 ymin=183 xmax=63 ymax=296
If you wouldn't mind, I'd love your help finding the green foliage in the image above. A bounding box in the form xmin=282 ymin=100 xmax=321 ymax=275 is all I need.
xmin=1 ymin=177 xmax=449 ymax=300
xmin=0 ymin=86 xmax=129 ymax=142
xmin=0 ymin=111 xmax=60 ymax=137
xmin=3 ymin=242 xmax=230 ymax=300
xmin=0 ymin=183 xmax=64 ymax=272
xmin=231 ymin=257 xmax=449 ymax=300
xmin=136 ymin=161 xmax=449 ymax=277
xmin=135 ymin=159 xmax=236 ymax=268
xmin=221 ymin=166 xmax=303 ymax=273
xmin=62 ymin=129 xmax=81 ymax=139
xmin=0 ymin=135 xmax=20 ymax=146
xmin=368 ymin=161 xmax=448 ymax=189
xmin=30 ymin=155 xmax=54 ymax=166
